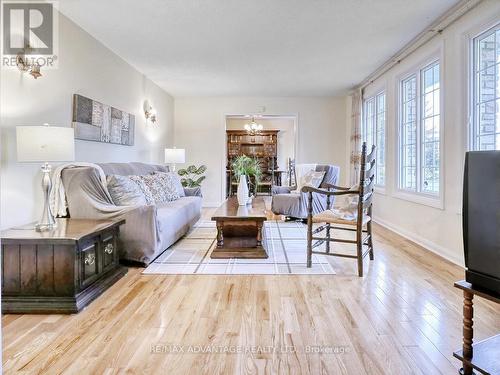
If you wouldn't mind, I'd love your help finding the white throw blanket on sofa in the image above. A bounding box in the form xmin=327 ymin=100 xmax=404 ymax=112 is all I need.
xmin=49 ymin=162 xmax=107 ymax=217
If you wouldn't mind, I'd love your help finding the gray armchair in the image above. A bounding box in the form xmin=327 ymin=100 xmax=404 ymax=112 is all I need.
xmin=271 ymin=164 xmax=340 ymax=219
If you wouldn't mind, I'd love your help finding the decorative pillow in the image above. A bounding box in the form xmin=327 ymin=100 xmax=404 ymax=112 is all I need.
xmin=128 ymin=175 xmax=155 ymax=204
xmin=154 ymin=171 xmax=185 ymax=197
xmin=346 ymin=183 xmax=360 ymax=208
xmin=129 ymin=174 xmax=180 ymax=204
xmin=331 ymin=184 xmax=360 ymax=219
xmin=297 ymin=170 xmax=326 ymax=191
xmin=106 ymin=175 xmax=147 ymax=206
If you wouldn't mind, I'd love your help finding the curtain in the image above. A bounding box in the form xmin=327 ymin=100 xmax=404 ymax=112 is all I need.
xmin=349 ymin=89 xmax=363 ymax=185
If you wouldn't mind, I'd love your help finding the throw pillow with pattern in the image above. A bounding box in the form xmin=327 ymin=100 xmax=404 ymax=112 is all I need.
xmin=130 ymin=174 xmax=180 ymax=204
xmin=128 ymin=175 xmax=155 ymax=204
xmin=296 ymin=170 xmax=326 ymax=192
xmin=154 ymin=171 xmax=185 ymax=197
xmin=106 ymin=175 xmax=148 ymax=206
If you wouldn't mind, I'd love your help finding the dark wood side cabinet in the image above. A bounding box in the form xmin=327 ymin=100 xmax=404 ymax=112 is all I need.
xmin=1 ymin=219 xmax=127 ymax=314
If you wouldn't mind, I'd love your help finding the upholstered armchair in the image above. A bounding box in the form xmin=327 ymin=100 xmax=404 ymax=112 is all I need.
xmin=271 ymin=164 xmax=340 ymax=219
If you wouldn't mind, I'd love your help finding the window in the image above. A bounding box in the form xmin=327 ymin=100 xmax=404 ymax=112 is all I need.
xmin=472 ymin=24 xmax=500 ymax=150
xmin=362 ymin=91 xmax=386 ymax=186
xmin=398 ymin=60 xmax=441 ymax=196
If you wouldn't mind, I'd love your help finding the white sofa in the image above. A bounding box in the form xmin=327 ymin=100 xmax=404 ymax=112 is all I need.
xmin=61 ymin=162 xmax=202 ymax=265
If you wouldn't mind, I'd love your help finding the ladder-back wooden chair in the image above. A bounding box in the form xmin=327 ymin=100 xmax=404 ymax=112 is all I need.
xmin=302 ymin=143 xmax=375 ymax=276
xmin=256 ymin=157 xmax=274 ymax=195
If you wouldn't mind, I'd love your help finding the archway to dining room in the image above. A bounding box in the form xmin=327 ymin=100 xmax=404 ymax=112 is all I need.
xmin=223 ymin=114 xmax=298 ymax=199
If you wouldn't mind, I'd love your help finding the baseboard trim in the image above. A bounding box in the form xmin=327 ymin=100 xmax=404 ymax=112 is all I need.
xmin=373 ymin=216 xmax=464 ymax=268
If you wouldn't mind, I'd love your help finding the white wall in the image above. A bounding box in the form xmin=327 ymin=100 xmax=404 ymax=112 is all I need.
xmin=226 ymin=117 xmax=295 ymax=171
xmin=0 ymin=13 xmax=174 ymax=228
xmin=174 ymin=97 xmax=348 ymax=205
xmin=357 ymin=0 xmax=500 ymax=266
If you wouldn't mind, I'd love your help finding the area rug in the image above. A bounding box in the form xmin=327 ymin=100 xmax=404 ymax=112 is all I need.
xmin=142 ymin=220 xmax=336 ymax=275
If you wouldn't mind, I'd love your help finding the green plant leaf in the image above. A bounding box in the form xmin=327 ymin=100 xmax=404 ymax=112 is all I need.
xmin=176 ymin=165 xmax=207 ymax=187
xmin=231 ymin=155 xmax=262 ymax=182
xmin=196 ymin=165 xmax=207 ymax=174
xmin=194 ymin=176 xmax=206 ymax=186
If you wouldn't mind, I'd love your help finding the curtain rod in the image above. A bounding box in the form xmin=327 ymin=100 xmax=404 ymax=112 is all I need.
xmin=354 ymin=0 xmax=484 ymax=93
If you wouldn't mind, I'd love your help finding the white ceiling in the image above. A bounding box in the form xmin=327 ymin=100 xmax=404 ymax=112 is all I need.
xmin=59 ymin=0 xmax=460 ymax=97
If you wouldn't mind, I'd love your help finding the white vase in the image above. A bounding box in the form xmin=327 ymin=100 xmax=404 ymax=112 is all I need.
xmin=237 ymin=205 xmax=249 ymax=216
xmin=237 ymin=175 xmax=249 ymax=206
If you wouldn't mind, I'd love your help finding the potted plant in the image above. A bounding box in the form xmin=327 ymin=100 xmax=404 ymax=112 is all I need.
xmin=177 ymin=165 xmax=207 ymax=187
xmin=231 ymin=155 xmax=262 ymax=204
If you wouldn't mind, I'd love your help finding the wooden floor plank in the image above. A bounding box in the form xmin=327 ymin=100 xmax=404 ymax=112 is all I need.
xmin=2 ymin=215 xmax=499 ymax=374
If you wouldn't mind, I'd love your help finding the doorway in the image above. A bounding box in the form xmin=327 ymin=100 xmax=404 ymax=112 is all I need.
xmin=224 ymin=114 xmax=297 ymax=198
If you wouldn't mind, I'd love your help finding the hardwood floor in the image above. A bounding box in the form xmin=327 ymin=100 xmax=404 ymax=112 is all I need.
xmin=2 ymin=214 xmax=499 ymax=374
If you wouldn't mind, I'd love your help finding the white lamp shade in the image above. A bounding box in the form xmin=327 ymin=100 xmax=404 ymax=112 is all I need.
xmin=16 ymin=126 xmax=75 ymax=162
xmin=165 ymin=148 xmax=185 ymax=164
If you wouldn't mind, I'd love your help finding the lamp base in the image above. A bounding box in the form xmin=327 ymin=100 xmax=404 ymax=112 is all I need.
xmin=36 ymin=162 xmax=57 ymax=232
xmin=35 ymin=223 xmax=56 ymax=232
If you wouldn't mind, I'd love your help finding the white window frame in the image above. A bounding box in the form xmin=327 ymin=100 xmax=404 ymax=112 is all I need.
xmin=362 ymin=90 xmax=386 ymax=190
xmin=470 ymin=22 xmax=500 ymax=151
xmin=395 ymin=52 xmax=445 ymax=209
xmin=362 ymin=96 xmax=376 ymax=147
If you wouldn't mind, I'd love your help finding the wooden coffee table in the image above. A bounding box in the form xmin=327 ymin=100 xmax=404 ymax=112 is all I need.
xmin=211 ymin=196 xmax=268 ymax=259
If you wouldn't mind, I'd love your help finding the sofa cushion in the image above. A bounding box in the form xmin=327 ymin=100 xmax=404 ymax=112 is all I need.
xmin=272 ymin=193 xmax=301 ymax=217
xmin=154 ymin=171 xmax=185 ymax=197
xmin=155 ymin=196 xmax=203 ymax=248
xmin=106 ymin=175 xmax=147 ymax=206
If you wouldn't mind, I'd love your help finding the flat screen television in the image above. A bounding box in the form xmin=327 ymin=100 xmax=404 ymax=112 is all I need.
xmin=463 ymin=150 xmax=500 ymax=294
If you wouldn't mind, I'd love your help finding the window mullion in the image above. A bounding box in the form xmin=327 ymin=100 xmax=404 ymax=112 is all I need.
xmin=474 ymin=38 xmax=479 ymax=150
xmin=375 ymin=98 xmax=379 ymax=150
xmin=399 ymin=84 xmax=403 ymax=189
xmin=475 ymin=35 xmax=481 ymax=150
xmin=496 ymin=32 xmax=498 ymax=150
xmin=473 ymin=24 xmax=500 ymax=151
xmin=416 ymin=72 xmax=422 ymax=193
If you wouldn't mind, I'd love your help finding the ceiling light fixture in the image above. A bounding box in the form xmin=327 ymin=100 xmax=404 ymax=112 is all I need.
xmin=244 ymin=116 xmax=263 ymax=135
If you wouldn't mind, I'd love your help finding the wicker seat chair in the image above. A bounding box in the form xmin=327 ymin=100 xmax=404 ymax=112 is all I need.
xmin=302 ymin=143 xmax=376 ymax=276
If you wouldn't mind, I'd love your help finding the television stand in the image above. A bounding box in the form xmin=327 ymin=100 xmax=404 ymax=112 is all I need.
xmin=453 ymin=280 xmax=500 ymax=375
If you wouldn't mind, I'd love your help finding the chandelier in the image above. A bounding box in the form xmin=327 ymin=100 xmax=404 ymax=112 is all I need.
xmin=244 ymin=116 xmax=263 ymax=135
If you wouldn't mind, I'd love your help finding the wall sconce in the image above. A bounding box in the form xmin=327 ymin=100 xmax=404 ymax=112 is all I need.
xmin=144 ymin=101 xmax=157 ymax=124
xmin=16 ymin=49 xmax=42 ymax=79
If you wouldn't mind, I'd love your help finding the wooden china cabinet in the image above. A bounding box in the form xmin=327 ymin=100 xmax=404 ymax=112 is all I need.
xmin=226 ymin=130 xmax=279 ymax=196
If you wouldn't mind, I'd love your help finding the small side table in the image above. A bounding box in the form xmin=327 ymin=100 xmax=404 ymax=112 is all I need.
xmin=1 ymin=218 xmax=128 ymax=314
xmin=453 ymin=280 xmax=500 ymax=375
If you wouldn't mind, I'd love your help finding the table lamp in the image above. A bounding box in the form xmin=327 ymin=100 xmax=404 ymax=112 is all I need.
xmin=16 ymin=124 xmax=75 ymax=231
xmin=165 ymin=147 xmax=185 ymax=172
